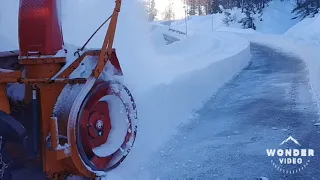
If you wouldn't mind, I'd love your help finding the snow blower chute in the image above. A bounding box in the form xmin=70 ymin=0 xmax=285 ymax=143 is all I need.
xmin=0 ymin=0 xmax=137 ymax=179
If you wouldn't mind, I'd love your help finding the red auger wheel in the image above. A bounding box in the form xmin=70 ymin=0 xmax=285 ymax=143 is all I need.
xmin=65 ymin=78 xmax=137 ymax=175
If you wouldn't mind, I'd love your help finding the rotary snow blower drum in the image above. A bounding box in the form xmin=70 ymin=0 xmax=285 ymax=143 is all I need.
xmin=0 ymin=0 xmax=137 ymax=179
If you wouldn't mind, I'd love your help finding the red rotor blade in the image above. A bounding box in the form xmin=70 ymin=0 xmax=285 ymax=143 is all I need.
xmin=91 ymin=155 xmax=112 ymax=169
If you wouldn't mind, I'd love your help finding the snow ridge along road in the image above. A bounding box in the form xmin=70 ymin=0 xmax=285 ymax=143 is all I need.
xmin=138 ymin=44 xmax=320 ymax=179
xmin=104 ymin=32 xmax=251 ymax=180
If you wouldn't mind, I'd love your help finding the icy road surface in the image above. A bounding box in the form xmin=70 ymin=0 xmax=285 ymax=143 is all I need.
xmin=142 ymin=44 xmax=320 ymax=179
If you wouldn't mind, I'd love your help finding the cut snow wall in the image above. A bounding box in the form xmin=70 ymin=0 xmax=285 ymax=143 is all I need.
xmin=105 ymin=33 xmax=251 ymax=180
xmin=285 ymin=13 xmax=320 ymax=46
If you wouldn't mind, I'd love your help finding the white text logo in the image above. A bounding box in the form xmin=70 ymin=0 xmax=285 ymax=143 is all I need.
xmin=266 ymin=136 xmax=314 ymax=174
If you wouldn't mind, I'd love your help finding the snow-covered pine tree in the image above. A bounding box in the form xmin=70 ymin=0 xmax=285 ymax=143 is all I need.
xmin=188 ymin=0 xmax=197 ymax=15
xmin=147 ymin=0 xmax=158 ymax=21
xmin=186 ymin=0 xmax=272 ymax=17
xmin=205 ymin=0 xmax=211 ymax=14
xmin=163 ymin=1 xmax=175 ymax=20
xmin=238 ymin=3 xmax=256 ymax=30
xmin=198 ymin=0 xmax=203 ymax=15
xmin=210 ymin=0 xmax=222 ymax=13
xmin=222 ymin=11 xmax=232 ymax=26
xmin=256 ymin=0 xmax=270 ymax=21
xmin=291 ymin=0 xmax=320 ymax=19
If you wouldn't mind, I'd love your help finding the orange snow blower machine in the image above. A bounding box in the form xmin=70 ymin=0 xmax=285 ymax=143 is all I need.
xmin=0 ymin=0 xmax=137 ymax=179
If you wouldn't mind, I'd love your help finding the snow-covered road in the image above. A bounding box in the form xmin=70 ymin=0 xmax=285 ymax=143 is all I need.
xmin=135 ymin=44 xmax=320 ymax=179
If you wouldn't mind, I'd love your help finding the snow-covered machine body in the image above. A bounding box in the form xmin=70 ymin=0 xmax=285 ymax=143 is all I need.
xmin=0 ymin=0 xmax=137 ymax=179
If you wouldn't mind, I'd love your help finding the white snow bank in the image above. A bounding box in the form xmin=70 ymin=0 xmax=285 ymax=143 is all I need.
xmin=128 ymin=32 xmax=246 ymax=92
xmin=254 ymin=0 xmax=299 ymax=34
xmin=149 ymin=26 xmax=167 ymax=47
xmin=285 ymin=13 xmax=320 ymax=46
xmin=104 ymin=32 xmax=250 ymax=180
xmin=216 ymin=27 xmax=257 ymax=34
xmin=170 ymin=12 xmax=235 ymax=35
xmin=151 ymin=23 xmax=187 ymax=42
xmin=156 ymin=34 xmax=220 ymax=58
xmin=240 ymin=34 xmax=320 ymax=118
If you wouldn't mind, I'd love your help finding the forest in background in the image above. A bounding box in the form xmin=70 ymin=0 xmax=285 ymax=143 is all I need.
xmin=145 ymin=0 xmax=320 ymax=30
